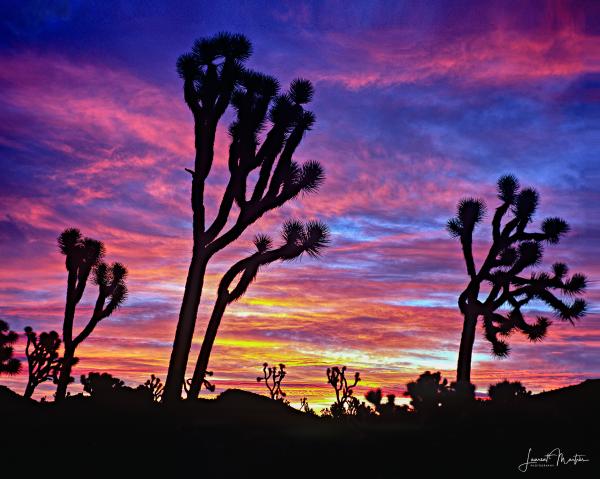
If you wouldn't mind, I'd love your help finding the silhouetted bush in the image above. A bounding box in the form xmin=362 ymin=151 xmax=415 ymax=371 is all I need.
xmin=405 ymin=371 xmax=476 ymax=414
xmin=365 ymin=388 xmax=409 ymax=417
xmin=0 ymin=320 xmax=20 ymax=376
xmin=80 ymin=372 xmax=152 ymax=405
xmin=488 ymin=380 xmax=531 ymax=404
xmin=81 ymin=372 xmax=125 ymax=397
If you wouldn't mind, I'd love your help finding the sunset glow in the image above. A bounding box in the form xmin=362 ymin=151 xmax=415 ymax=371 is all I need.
xmin=1 ymin=1 xmax=598 ymax=410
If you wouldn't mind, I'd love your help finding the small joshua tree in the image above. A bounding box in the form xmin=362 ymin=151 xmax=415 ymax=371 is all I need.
xmin=326 ymin=366 xmax=361 ymax=416
xmin=299 ymin=397 xmax=316 ymax=415
xmin=187 ymin=220 xmax=329 ymax=398
xmin=0 ymin=320 xmax=21 ymax=376
xmin=23 ymin=327 xmax=63 ymax=398
xmin=257 ymin=363 xmax=286 ymax=400
xmin=488 ymin=380 xmax=531 ymax=404
xmin=164 ymin=32 xmax=325 ymax=402
xmin=447 ymin=175 xmax=588 ymax=385
xmin=55 ymin=228 xmax=128 ymax=401
xmin=142 ymin=374 xmax=165 ymax=402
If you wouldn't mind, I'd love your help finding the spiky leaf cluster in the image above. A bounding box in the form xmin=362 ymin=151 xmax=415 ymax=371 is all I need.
xmin=58 ymin=228 xmax=105 ymax=298
xmin=93 ymin=262 xmax=128 ymax=320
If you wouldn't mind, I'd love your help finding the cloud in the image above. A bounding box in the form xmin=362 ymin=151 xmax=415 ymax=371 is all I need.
xmin=0 ymin=1 xmax=598 ymax=406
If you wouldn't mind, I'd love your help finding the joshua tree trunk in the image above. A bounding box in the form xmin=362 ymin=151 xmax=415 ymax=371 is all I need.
xmin=24 ymin=381 xmax=35 ymax=399
xmin=55 ymin=270 xmax=77 ymax=402
xmin=188 ymin=294 xmax=227 ymax=399
xmin=163 ymin=252 xmax=208 ymax=401
xmin=55 ymin=346 xmax=75 ymax=401
xmin=456 ymin=311 xmax=477 ymax=384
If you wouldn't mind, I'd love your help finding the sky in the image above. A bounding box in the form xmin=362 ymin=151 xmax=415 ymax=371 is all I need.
xmin=0 ymin=0 xmax=599 ymax=409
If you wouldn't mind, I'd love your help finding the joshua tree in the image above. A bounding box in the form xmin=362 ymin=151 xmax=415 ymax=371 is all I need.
xmin=187 ymin=220 xmax=329 ymax=399
xmin=447 ymin=175 xmax=587 ymax=385
xmin=326 ymin=366 xmax=361 ymax=416
xmin=142 ymin=374 xmax=165 ymax=402
xmin=23 ymin=327 xmax=63 ymax=398
xmin=164 ymin=32 xmax=325 ymax=401
xmin=0 ymin=320 xmax=21 ymax=376
xmin=257 ymin=363 xmax=287 ymax=400
xmin=488 ymin=380 xmax=531 ymax=404
xmin=55 ymin=229 xmax=128 ymax=401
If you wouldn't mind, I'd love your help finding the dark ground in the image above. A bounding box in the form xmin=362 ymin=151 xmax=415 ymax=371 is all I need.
xmin=1 ymin=380 xmax=598 ymax=477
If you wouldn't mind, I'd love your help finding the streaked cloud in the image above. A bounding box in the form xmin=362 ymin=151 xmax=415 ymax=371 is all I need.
xmin=0 ymin=0 xmax=598 ymax=408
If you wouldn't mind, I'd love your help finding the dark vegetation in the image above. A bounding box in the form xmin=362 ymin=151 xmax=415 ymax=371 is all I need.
xmin=0 ymin=32 xmax=596 ymax=475
xmin=1 ymin=377 xmax=597 ymax=475
xmin=0 ymin=319 xmax=20 ymax=376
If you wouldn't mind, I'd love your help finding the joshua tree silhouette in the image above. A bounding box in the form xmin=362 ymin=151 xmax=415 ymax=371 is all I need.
xmin=447 ymin=175 xmax=588 ymax=385
xmin=23 ymin=327 xmax=63 ymax=398
xmin=142 ymin=374 xmax=165 ymax=402
xmin=257 ymin=363 xmax=287 ymax=400
xmin=326 ymin=366 xmax=361 ymax=416
xmin=187 ymin=220 xmax=329 ymax=399
xmin=164 ymin=32 xmax=324 ymax=401
xmin=0 ymin=320 xmax=20 ymax=376
xmin=55 ymin=229 xmax=128 ymax=401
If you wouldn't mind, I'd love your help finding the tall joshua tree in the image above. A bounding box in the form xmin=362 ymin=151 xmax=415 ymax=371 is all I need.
xmin=23 ymin=327 xmax=62 ymax=398
xmin=187 ymin=220 xmax=329 ymax=399
xmin=0 ymin=320 xmax=21 ymax=376
xmin=448 ymin=175 xmax=587 ymax=385
xmin=165 ymin=32 xmax=325 ymax=401
xmin=55 ymin=229 xmax=128 ymax=401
